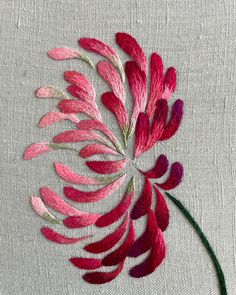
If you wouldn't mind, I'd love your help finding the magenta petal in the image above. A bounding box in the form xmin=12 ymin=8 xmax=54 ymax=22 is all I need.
xmin=70 ymin=257 xmax=101 ymax=270
xmin=86 ymin=159 xmax=128 ymax=174
xmin=63 ymin=214 xmax=101 ymax=228
xmin=79 ymin=144 xmax=118 ymax=158
xmin=154 ymin=186 xmax=170 ymax=231
xmin=134 ymin=112 xmax=150 ymax=158
xmin=141 ymin=154 xmax=169 ymax=179
xmin=156 ymin=162 xmax=184 ymax=190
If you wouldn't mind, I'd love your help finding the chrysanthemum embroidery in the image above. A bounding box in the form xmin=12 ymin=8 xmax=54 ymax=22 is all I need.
xmin=24 ymin=33 xmax=227 ymax=293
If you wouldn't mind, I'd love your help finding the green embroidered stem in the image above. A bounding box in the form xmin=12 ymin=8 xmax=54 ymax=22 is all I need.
xmin=165 ymin=192 xmax=227 ymax=295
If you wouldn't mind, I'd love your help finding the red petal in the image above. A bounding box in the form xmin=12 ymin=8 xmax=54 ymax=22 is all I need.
xmin=154 ymin=186 xmax=169 ymax=231
xmin=160 ymin=99 xmax=184 ymax=140
xmin=86 ymin=159 xmax=128 ymax=174
xmin=23 ymin=142 xmax=53 ymax=160
xmin=96 ymin=177 xmax=134 ymax=227
xmin=83 ymin=261 xmax=125 ymax=284
xmin=116 ymin=32 xmax=147 ymax=74
xmin=40 ymin=187 xmax=100 ymax=218
xmin=162 ymin=67 xmax=177 ymax=100
xmin=102 ymin=219 xmax=135 ymax=266
xmin=156 ymin=162 xmax=184 ymax=190
xmin=129 ymin=209 xmax=158 ymax=257
xmin=53 ymin=130 xmax=106 ymax=144
xmin=84 ymin=215 xmax=129 ymax=253
xmin=70 ymin=257 xmax=101 ymax=270
xmin=98 ymin=61 xmax=125 ymax=103
xmin=129 ymin=225 xmax=166 ymax=278
xmin=125 ymin=61 xmax=147 ymax=132
xmin=64 ymin=71 xmax=95 ymax=102
xmin=79 ymin=144 xmax=118 ymax=158
xmin=141 ymin=154 xmax=169 ymax=179
xmin=131 ymin=178 xmax=152 ymax=220
xmin=64 ymin=174 xmax=125 ymax=202
xmin=101 ymin=92 xmax=129 ymax=131
xmin=38 ymin=112 xmax=79 ymax=128
xmin=48 ymin=47 xmax=80 ymax=60
xmin=63 ymin=214 xmax=100 ymax=228
xmin=58 ymin=100 xmax=101 ymax=121
xmin=134 ymin=113 xmax=150 ymax=158
xmin=147 ymin=53 xmax=164 ymax=118
xmin=41 ymin=227 xmax=91 ymax=244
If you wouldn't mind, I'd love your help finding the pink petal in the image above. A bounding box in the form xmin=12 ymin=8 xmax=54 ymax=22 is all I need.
xmin=162 ymin=67 xmax=177 ymax=100
xmin=160 ymin=99 xmax=184 ymax=140
xmin=58 ymin=100 xmax=101 ymax=121
xmin=154 ymin=186 xmax=169 ymax=231
xmin=54 ymin=162 xmax=101 ymax=185
xmin=53 ymin=130 xmax=106 ymax=144
xmin=84 ymin=215 xmax=129 ymax=254
xmin=70 ymin=257 xmax=101 ymax=270
xmin=141 ymin=154 xmax=169 ymax=179
xmin=156 ymin=162 xmax=184 ymax=190
xmin=64 ymin=174 xmax=125 ymax=203
xmin=83 ymin=261 xmax=125 ymax=284
xmin=96 ymin=177 xmax=134 ymax=227
xmin=23 ymin=142 xmax=53 ymax=160
xmin=41 ymin=227 xmax=91 ymax=244
xmin=63 ymin=214 xmax=101 ymax=228
xmin=125 ymin=61 xmax=147 ymax=133
xmin=38 ymin=112 xmax=79 ymax=128
xmin=116 ymin=32 xmax=147 ymax=74
xmin=147 ymin=53 xmax=164 ymax=118
xmin=79 ymin=144 xmax=118 ymax=158
xmin=102 ymin=219 xmax=135 ymax=266
xmin=134 ymin=113 xmax=150 ymax=158
xmin=131 ymin=178 xmax=152 ymax=220
xmin=101 ymin=92 xmax=129 ymax=132
xmin=48 ymin=47 xmax=80 ymax=60
xmin=35 ymin=86 xmax=68 ymax=99
xmin=40 ymin=187 xmax=100 ymax=217
xmin=86 ymin=159 xmax=128 ymax=174
xmin=97 ymin=61 xmax=125 ymax=103
xmin=129 ymin=224 xmax=166 ymax=278
xmin=128 ymin=209 xmax=158 ymax=257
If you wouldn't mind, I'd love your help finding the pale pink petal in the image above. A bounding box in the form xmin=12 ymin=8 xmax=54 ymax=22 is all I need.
xmin=48 ymin=47 xmax=80 ymax=60
xmin=23 ymin=143 xmax=53 ymax=160
xmin=35 ymin=86 xmax=68 ymax=100
xmin=38 ymin=112 xmax=79 ymax=128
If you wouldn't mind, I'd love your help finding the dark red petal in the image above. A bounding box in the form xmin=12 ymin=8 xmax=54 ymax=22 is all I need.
xmin=147 ymin=53 xmax=164 ymax=118
xmin=131 ymin=178 xmax=152 ymax=220
xmin=141 ymin=154 xmax=169 ymax=179
xmin=162 ymin=67 xmax=177 ymax=100
xmin=84 ymin=215 xmax=129 ymax=253
xmin=96 ymin=177 xmax=134 ymax=227
xmin=69 ymin=257 xmax=101 ymax=270
xmin=102 ymin=219 xmax=135 ymax=266
xmin=154 ymin=186 xmax=169 ymax=231
xmin=63 ymin=214 xmax=100 ymax=228
xmin=129 ymin=225 xmax=166 ymax=278
xmin=156 ymin=162 xmax=184 ymax=190
xmin=79 ymin=144 xmax=118 ymax=158
xmin=101 ymin=92 xmax=129 ymax=131
xmin=134 ymin=113 xmax=150 ymax=158
xmin=83 ymin=261 xmax=125 ymax=284
xmin=129 ymin=209 xmax=158 ymax=257
xmin=116 ymin=32 xmax=147 ymax=74
xmin=40 ymin=227 xmax=91 ymax=244
xmin=160 ymin=99 xmax=184 ymax=140
xmin=86 ymin=159 xmax=128 ymax=174
xmin=64 ymin=174 xmax=125 ymax=203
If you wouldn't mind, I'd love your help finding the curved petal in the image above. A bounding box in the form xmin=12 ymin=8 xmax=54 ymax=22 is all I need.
xmin=38 ymin=112 xmax=79 ymax=128
xmin=162 ymin=67 xmax=177 ymax=100
xmin=154 ymin=186 xmax=169 ymax=231
xmin=134 ymin=112 xmax=150 ymax=158
xmin=84 ymin=215 xmax=129 ymax=254
xmin=70 ymin=257 xmax=101 ymax=270
xmin=96 ymin=177 xmax=134 ymax=227
xmin=35 ymin=86 xmax=68 ymax=100
xmin=79 ymin=144 xmax=118 ymax=158
xmin=63 ymin=214 xmax=101 ymax=228
xmin=23 ymin=142 xmax=53 ymax=160
xmin=140 ymin=154 xmax=169 ymax=179
xmin=41 ymin=227 xmax=91 ymax=244
xmin=156 ymin=162 xmax=184 ymax=190
xmin=64 ymin=174 xmax=125 ymax=203
xmin=48 ymin=47 xmax=80 ymax=60
xmin=86 ymin=159 xmax=128 ymax=174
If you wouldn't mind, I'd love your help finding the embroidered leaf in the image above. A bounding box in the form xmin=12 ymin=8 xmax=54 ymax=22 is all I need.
xmin=41 ymin=227 xmax=92 ymax=244
xmin=31 ymin=196 xmax=60 ymax=224
xmin=83 ymin=261 xmax=125 ymax=284
xmin=131 ymin=178 xmax=152 ymax=220
xmin=38 ymin=112 xmax=79 ymax=128
xmin=64 ymin=174 xmax=125 ymax=203
xmin=154 ymin=186 xmax=169 ymax=231
xmin=140 ymin=154 xmax=169 ymax=179
xmin=134 ymin=112 xmax=150 ymax=158
xmin=35 ymin=86 xmax=69 ymax=100
xmin=96 ymin=177 xmax=134 ymax=227
xmin=98 ymin=61 xmax=125 ymax=103
xmin=116 ymin=32 xmax=147 ymax=74
xmin=79 ymin=144 xmax=119 ymax=158
xmin=23 ymin=143 xmax=53 ymax=160
xmin=86 ymin=159 xmax=128 ymax=174
xmin=160 ymin=99 xmax=184 ymax=140
xmin=63 ymin=214 xmax=101 ymax=228
xmin=84 ymin=215 xmax=129 ymax=254
xmin=162 ymin=67 xmax=177 ymax=100
xmin=70 ymin=257 xmax=102 ymax=270
xmin=102 ymin=219 xmax=135 ymax=266
xmin=156 ymin=162 xmax=184 ymax=190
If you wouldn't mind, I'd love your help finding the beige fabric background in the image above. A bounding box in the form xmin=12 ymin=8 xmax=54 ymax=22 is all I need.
xmin=0 ymin=0 xmax=235 ymax=294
